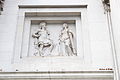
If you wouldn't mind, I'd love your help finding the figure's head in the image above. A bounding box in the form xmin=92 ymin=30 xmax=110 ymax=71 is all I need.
xmin=39 ymin=22 xmax=47 ymax=29
xmin=63 ymin=23 xmax=68 ymax=29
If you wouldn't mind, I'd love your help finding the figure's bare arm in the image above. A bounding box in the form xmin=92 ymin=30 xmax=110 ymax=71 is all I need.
xmin=69 ymin=30 xmax=74 ymax=38
xmin=46 ymin=30 xmax=51 ymax=40
xmin=32 ymin=30 xmax=40 ymax=38
xmin=47 ymin=30 xmax=50 ymax=35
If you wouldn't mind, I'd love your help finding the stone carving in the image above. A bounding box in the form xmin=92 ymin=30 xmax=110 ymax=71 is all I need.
xmin=32 ymin=22 xmax=54 ymax=56
xmin=0 ymin=0 xmax=4 ymax=14
xmin=58 ymin=23 xmax=77 ymax=56
xmin=32 ymin=22 xmax=77 ymax=57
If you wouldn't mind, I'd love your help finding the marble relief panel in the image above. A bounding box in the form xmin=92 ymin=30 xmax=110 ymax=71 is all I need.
xmin=29 ymin=21 xmax=77 ymax=57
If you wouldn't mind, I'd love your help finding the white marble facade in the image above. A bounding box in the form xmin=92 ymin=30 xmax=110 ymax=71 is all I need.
xmin=0 ymin=0 xmax=117 ymax=80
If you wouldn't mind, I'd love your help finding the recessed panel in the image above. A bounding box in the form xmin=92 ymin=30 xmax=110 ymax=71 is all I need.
xmin=29 ymin=20 xmax=76 ymax=57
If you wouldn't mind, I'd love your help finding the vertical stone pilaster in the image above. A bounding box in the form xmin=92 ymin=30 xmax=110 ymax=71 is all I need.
xmin=109 ymin=0 xmax=120 ymax=79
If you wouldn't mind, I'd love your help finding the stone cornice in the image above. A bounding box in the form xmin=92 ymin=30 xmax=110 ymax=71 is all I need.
xmin=0 ymin=71 xmax=113 ymax=79
xmin=18 ymin=5 xmax=88 ymax=8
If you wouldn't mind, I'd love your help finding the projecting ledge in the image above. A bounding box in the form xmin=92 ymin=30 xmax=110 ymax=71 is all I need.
xmin=0 ymin=71 xmax=113 ymax=79
xmin=18 ymin=5 xmax=88 ymax=8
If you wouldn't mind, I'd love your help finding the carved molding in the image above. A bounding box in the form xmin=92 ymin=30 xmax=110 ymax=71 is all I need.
xmin=0 ymin=71 xmax=113 ymax=79
xmin=18 ymin=5 xmax=88 ymax=8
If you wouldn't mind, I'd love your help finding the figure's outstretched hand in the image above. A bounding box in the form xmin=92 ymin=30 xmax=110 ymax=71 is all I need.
xmin=32 ymin=33 xmax=40 ymax=38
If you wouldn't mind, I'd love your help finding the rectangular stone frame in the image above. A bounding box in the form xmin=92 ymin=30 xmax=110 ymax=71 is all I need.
xmin=23 ymin=16 xmax=80 ymax=57
xmin=13 ymin=5 xmax=92 ymax=67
